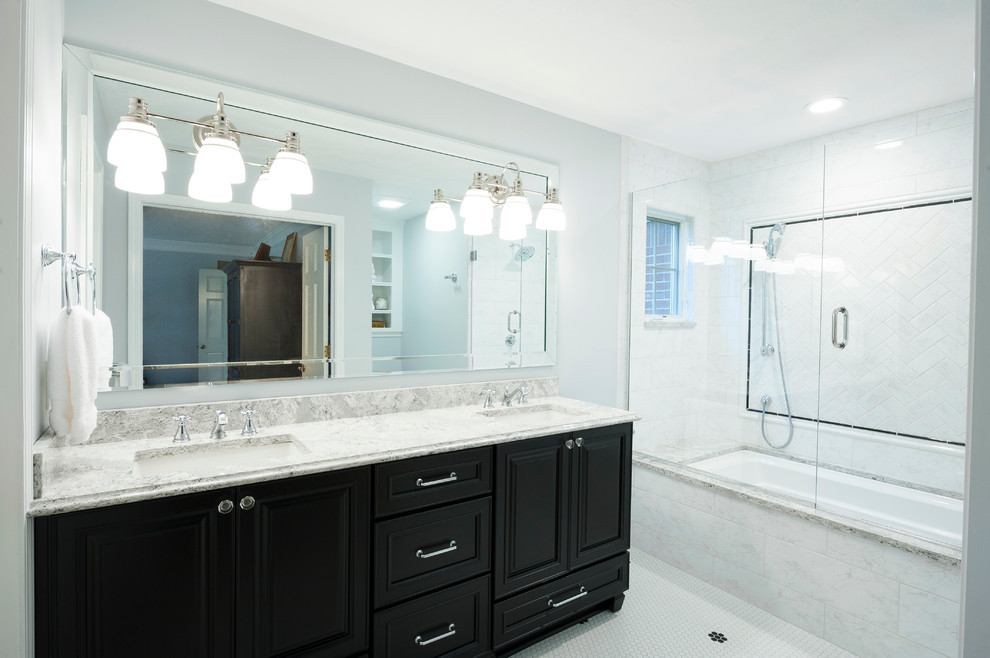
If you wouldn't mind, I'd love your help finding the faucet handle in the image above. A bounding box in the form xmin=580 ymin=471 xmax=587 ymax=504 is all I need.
xmin=172 ymin=415 xmax=191 ymax=443
xmin=241 ymin=409 xmax=259 ymax=436
xmin=520 ymin=386 xmax=529 ymax=404
xmin=481 ymin=387 xmax=496 ymax=408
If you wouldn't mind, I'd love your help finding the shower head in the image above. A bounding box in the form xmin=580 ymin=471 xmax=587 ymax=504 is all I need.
xmin=765 ymin=222 xmax=786 ymax=260
xmin=513 ymin=245 xmax=536 ymax=262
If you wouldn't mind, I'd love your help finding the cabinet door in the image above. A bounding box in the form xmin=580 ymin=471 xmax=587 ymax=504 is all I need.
xmin=494 ymin=434 xmax=570 ymax=599
xmin=36 ymin=489 xmax=236 ymax=658
xmin=236 ymin=468 xmax=370 ymax=657
xmin=569 ymin=423 xmax=632 ymax=570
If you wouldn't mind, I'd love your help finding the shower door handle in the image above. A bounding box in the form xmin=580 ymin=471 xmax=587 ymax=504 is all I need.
xmin=507 ymin=310 xmax=520 ymax=334
xmin=831 ymin=306 xmax=848 ymax=349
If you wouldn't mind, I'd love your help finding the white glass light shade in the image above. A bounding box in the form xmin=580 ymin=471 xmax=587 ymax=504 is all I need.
xmin=107 ymin=121 xmax=167 ymax=172
xmin=794 ymin=253 xmax=821 ymax=271
xmin=704 ymin=252 xmax=725 ymax=266
xmin=685 ymin=245 xmax=707 ymax=263
xmin=498 ymin=214 xmax=527 ymax=241
xmin=188 ymin=171 xmax=232 ymax=203
xmin=710 ymin=237 xmax=732 ymax=256
xmin=463 ymin=213 xmax=493 ymax=236
xmin=251 ymin=171 xmax=291 ymax=211
xmin=535 ymin=202 xmax=565 ymax=231
xmin=269 ymin=150 xmax=313 ymax=195
xmin=728 ymin=240 xmax=750 ymax=259
xmin=425 ymin=200 xmax=456 ymax=231
xmin=501 ymin=194 xmax=533 ymax=226
xmin=194 ymin=136 xmax=246 ymax=184
xmin=459 ymin=187 xmax=494 ymax=222
xmin=747 ymin=245 xmax=768 ymax=261
xmin=114 ymin=166 xmax=164 ymax=195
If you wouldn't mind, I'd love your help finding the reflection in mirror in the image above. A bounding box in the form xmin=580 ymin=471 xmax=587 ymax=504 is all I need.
xmin=65 ymin=47 xmax=559 ymax=392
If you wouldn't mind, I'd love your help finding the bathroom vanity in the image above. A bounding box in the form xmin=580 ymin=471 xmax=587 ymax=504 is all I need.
xmin=31 ymin=391 xmax=635 ymax=657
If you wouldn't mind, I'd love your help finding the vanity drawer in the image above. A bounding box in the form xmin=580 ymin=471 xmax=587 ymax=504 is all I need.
xmin=492 ymin=552 xmax=629 ymax=652
xmin=372 ymin=576 xmax=490 ymax=658
xmin=374 ymin=498 xmax=491 ymax=608
xmin=375 ymin=447 xmax=492 ymax=517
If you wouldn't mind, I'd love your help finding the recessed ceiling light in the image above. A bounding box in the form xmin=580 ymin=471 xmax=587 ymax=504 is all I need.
xmin=874 ymin=139 xmax=903 ymax=150
xmin=375 ymin=198 xmax=407 ymax=209
xmin=805 ymin=97 xmax=847 ymax=114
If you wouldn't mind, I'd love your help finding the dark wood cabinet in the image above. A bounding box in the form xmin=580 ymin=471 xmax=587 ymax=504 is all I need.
xmin=493 ymin=433 xmax=570 ymax=599
xmin=35 ymin=422 xmax=631 ymax=658
xmin=492 ymin=423 xmax=632 ymax=653
xmin=35 ymin=489 xmax=236 ymax=658
xmin=224 ymin=260 xmax=302 ymax=381
xmin=35 ymin=468 xmax=370 ymax=658
xmin=236 ymin=470 xmax=370 ymax=657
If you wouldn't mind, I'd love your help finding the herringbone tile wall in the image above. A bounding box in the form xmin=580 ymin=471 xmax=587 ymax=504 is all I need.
xmin=748 ymin=200 xmax=971 ymax=445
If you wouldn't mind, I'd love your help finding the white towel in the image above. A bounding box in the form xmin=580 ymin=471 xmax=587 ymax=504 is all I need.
xmin=66 ymin=306 xmax=99 ymax=444
xmin=46 ymin=309 xmax=71 ymax=437
xmin=94 ymin=308 xmax=114 ymax=392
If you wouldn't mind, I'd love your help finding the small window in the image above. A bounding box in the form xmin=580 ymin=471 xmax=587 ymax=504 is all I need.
xmin=645 ymin=217 xmax=679 ymax=316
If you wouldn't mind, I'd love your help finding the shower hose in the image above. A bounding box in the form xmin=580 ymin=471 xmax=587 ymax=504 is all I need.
xmin=761 ymin=271 xmax=794 ymax=449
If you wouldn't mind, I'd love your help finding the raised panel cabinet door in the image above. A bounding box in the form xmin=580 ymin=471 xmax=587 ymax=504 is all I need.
xmin=569 ymin=424 xmax=632 ymax=570
xmin=35 ymin=488 xmax=236 ymax=658
xmin=235 ymin=468 xmax=371 ymax=658
xmin=494 ymin=434 xmax=570 ymax=599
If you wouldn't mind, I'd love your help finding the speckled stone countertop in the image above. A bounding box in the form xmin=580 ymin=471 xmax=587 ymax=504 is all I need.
xmin=30 ymin=395 xmax=637 ymax=517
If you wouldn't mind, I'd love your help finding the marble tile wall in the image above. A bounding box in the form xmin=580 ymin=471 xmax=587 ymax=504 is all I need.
xmin=626 ymin=99 xmax=973 ymax=495
xmin=84 ymin=376 xmax=558 ymax=444
xmin=631 ymin=463 xmax=962 ymax=657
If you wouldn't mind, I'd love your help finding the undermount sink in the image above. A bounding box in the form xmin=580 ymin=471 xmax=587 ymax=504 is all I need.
xmin=477 ymin=403 xmax=587 ymax=420
xmin=132 ymin=434 xmax=307 ymax=477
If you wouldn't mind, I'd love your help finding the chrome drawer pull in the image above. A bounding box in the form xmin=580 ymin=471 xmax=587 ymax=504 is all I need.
xmin=416 ymin=472 xmax=457 ymax=487
xmin=416 ymin=540 xmax=457 ymax=559
xmin=415 ymin=623 xmax=455 ymax=646
xmin=548 ymin=586 xmax=586 ymax=608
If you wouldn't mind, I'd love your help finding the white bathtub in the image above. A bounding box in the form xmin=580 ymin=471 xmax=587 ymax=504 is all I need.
xmin=690 ymin=450 xmax=963 ymax=547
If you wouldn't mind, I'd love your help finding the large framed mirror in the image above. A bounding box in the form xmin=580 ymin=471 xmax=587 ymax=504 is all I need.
xmin=63 ymin=46 xmax=559 ymax=392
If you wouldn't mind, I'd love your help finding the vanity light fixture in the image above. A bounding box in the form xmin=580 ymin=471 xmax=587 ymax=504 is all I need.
xmin=108 ymin=93 xmax=313 ymax=210
xmin=427 ymin=162 xmax=566 ymax=239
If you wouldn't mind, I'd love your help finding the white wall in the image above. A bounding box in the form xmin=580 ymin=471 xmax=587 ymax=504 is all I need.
xmin=63 ymin=0 xmax=623 ymax=408
xmin=2 ymin=1 xmax=65 ymax=654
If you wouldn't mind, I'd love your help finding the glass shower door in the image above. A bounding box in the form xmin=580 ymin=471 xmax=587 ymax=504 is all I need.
xmin=816 ymin=129 xmax=971 ymax=547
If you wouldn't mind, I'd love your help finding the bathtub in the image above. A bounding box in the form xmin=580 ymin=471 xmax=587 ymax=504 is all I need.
xmin=690 ymin=450 xmax=963 ymax=547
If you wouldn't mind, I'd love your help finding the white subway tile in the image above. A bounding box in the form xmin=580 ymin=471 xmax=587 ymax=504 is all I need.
xmin=714 ymin=558 xmax=825 ymax=637
xmin=898 ymin=585 xmax=960 ymax=657
xmin=764 ymin=536 xmax=900 ymax=632
xmin=631 ymin=521 xmax=714 ymax=583
xmin=824 ymin=607 xmax=944 ymax=658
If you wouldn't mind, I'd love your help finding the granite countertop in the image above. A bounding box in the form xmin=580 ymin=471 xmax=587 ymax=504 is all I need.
xmin=30 ymin=396 xmax=638 ymax=516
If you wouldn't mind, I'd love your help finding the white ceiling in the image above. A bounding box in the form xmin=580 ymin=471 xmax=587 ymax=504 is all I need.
xmin=207 ymin=0 xmax=975 ymax=162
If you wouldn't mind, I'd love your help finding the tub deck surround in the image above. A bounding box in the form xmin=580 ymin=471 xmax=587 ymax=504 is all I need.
xmin=30 ymin=390 xmax=638 ymax=516
xmin=633 ymin=451 xmax=961 ymax=565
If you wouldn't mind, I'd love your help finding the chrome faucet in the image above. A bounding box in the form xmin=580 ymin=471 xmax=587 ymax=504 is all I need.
xmin=210 ymin=410 xmax=228 ymax=440
xmin=172 ymin=415 xmax=191 ymax=443
xmin=481 ymin=387 xmax=496 ymax=408
xmin=241 ymin=409 xmax=259 ymax=436
xmin=503 ymin=386 xmax=529 ymax=407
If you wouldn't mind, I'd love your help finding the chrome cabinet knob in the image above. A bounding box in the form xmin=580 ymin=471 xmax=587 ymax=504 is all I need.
xmin=240 ymin=495 xmax=255 ymax=511
xmin=565 ymin=439 xmax=574 ymax=449
xmin=575 ymin=437 xmax=584 ymax=447
xmin=218 ymin=499 xmax=234 ymax=514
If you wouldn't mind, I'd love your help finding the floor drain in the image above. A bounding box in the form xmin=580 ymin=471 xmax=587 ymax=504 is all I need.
xmin=708 ymin=631 xmax=728 ymax=643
